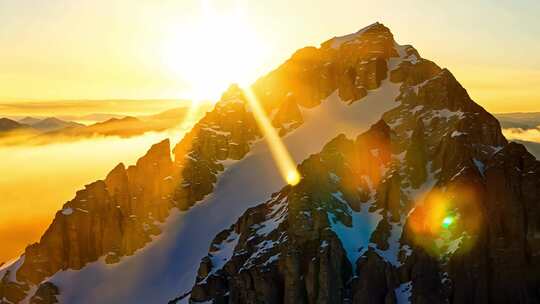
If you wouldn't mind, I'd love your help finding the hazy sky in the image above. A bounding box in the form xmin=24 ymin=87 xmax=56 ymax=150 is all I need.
xmin=0 ymin=0 xmax=539 ymax=112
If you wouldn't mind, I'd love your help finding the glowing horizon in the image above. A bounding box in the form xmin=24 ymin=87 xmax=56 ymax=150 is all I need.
xmin=0 ymin=1 xmax=538 ymax=112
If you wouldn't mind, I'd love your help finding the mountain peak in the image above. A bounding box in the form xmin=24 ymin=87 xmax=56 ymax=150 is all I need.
xmin=353 ymin=21 xmax=388 ymax=35
xmin=322 ymin=21 xmax=392 ymax=50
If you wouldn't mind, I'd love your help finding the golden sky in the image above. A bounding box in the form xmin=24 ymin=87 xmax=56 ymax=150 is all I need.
xmin=0 ymin=0 xmax=539 ymax=112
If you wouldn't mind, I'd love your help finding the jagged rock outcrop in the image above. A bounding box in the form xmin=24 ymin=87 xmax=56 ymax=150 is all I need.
xmin=251 ymin=22 xmax=398 ymax=111
xmin=0 ymin=139 xmax=179 ymax=303
xmin=17 ymin=139 xmax=174 ymax=280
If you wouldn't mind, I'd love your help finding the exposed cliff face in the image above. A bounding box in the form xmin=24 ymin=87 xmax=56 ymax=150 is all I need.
xmin=13 ymin=139 xmax=174 ymax=284
xmin=250 ymin=22 xmax=398 ymax=111
xmin=0 ymin=139 xmax=176 ymax=302
xmin=2 ymin=22 xmax=539 ymax=304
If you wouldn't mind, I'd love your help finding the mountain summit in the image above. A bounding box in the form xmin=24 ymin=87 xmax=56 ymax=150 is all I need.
xmin=1 ymin=23 xmax=538 ymax=304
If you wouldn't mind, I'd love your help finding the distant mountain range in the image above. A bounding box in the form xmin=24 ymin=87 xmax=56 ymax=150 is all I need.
xmin=495 ymin=112 xmax=540 ymax=130
xmin=0 ymin=116 xmax=90 ymax=133
xmin=25 ymin=117 xmax=85 ymax=132
xmin=0 ymin=105 xmax=210 ymax=145
xmin=494 ymin=113 xmax=540 ymax=159
xmin=0 ymin=99 xmax=191 ymax=120
xmin=0 ymin=118 xmax=33 ymax=132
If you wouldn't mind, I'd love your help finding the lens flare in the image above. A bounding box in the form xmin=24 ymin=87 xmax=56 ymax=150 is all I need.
xmin=407 ymin=184 xmax=483 ymax=258
xmin=242 ymin=86 xmax=300 ymax=186
xmin=441 ymin=216 xmax=454 ymax=229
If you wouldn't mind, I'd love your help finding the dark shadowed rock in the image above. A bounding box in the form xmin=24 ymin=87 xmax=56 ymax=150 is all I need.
xmin=29 ymin=282 xmax=59 ymax=304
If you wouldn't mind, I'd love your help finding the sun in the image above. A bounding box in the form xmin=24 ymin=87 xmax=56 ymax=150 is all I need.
xmin=161 ymin=4 xmax=266 ymax=102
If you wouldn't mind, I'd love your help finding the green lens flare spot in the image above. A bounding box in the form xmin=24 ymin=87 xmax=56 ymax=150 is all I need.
xmin=442 ymin=216 xmax=454 ymax=229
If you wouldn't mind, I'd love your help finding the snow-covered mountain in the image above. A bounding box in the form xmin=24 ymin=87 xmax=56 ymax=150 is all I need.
xmin=1 ymin=23 xmax=539 ymax=304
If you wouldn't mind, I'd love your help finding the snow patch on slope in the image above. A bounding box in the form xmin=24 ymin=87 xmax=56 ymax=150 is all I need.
xmin=0 ymin=255 xmax=24 ymax=283
xmin=207 ymin=231 xmax=239 ymax=278
xmin=253 ymin=198 xmax=288 ymax=238
xmin=374 ymin=222 xmax=404 ymax=267
xmin=395 ymin=281 xmax=412 ymax=304
xmin=61 ymin=208 xmax=73 ymax=216
xmin=328 ymin=192 xmax=382 ymax=269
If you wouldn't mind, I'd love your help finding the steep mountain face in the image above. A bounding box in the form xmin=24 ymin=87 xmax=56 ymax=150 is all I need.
xmin=178 ymin=26 xmax=540 ymax=303
xmin=1 ymin=22 xmax=539 ymax=304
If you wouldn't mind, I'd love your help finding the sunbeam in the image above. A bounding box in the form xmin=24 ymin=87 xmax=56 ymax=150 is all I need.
xmin=242 ymin=86 xmax=300 ymax=185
